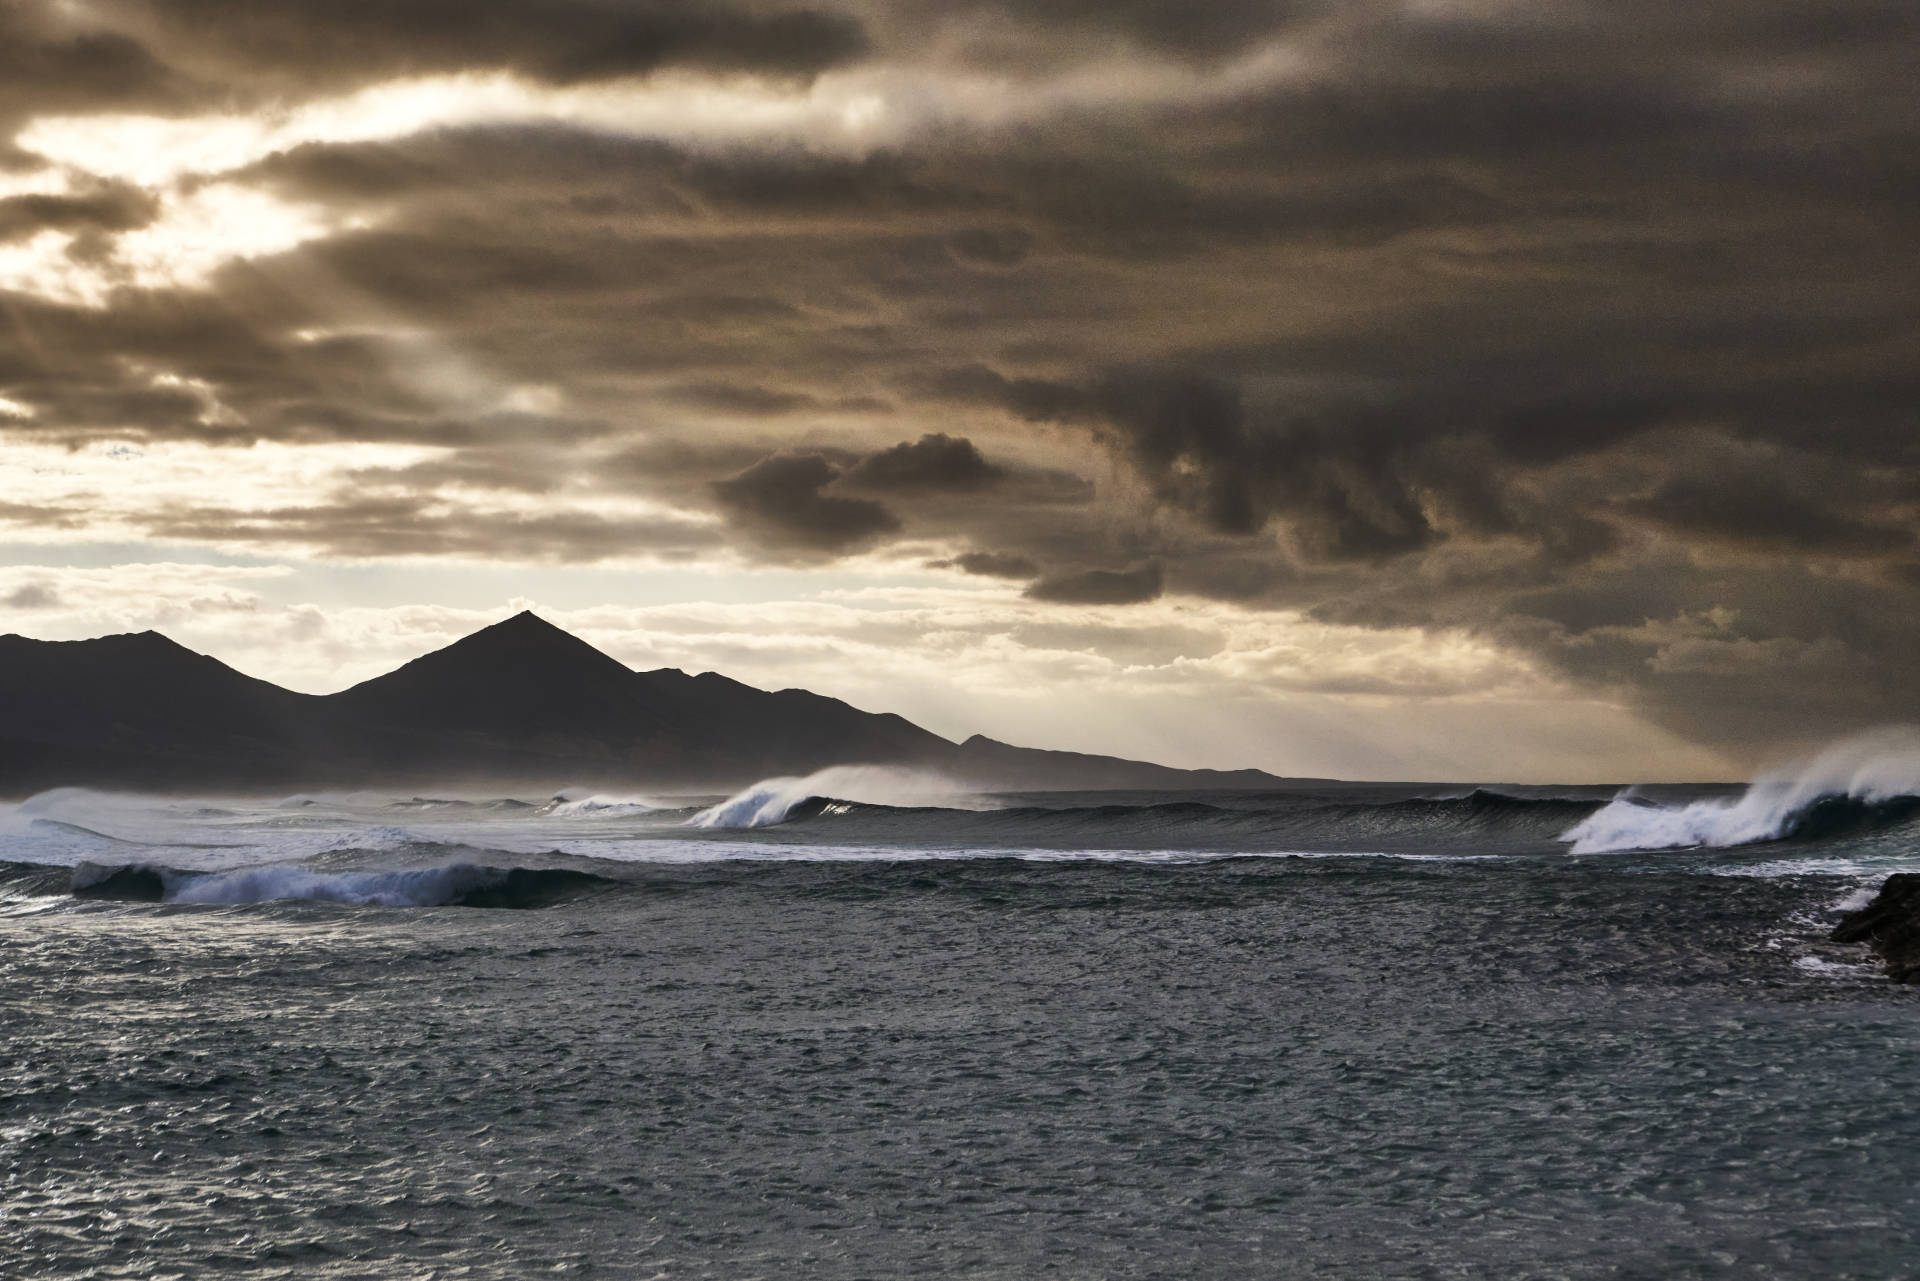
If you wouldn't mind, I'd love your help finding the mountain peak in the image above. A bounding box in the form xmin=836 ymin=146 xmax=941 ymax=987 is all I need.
xmin=483 ymin=608 xmax=565 ymax=635
xmin=65 ymin=629 xmax=198 ymax=658
xmin=448 ymin=610 xmax=613 ymax=661
xmin=333 ymin=608 xmax=640 ymax=711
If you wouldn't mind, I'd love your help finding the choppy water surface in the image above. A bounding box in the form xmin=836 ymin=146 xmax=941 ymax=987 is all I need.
xmin=3 ymin=771 xmax=1918 ymax=1279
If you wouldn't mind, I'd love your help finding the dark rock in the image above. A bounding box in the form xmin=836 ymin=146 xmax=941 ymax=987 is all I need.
xmin=1830 ymin=872 xmax=1920 ymax=983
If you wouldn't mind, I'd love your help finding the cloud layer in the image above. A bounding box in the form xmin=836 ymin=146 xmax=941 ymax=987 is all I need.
xmin=1 ymin=0 xmax=1915 ymax=773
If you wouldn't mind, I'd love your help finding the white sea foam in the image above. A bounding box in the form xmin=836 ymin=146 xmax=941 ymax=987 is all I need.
xmin=686 ymin=766 xmax=987 ymax=830
xmin=317 ymin=825 xmax=434 ymax=852
xmin=1699 ymin=858 xmax=1909 ymax=881
xmin=541 ymin=789 xmax=664 ymax=818
xmin=0 ymin=789 xmax=197 ymax=864
xmin=1563 ymin=727 xmax=1920 ymax=854
xmin=1793 ymin=955 xmax=1876 ymax=978
xmin=1831 ymin=884 xmax=1879 ymax=913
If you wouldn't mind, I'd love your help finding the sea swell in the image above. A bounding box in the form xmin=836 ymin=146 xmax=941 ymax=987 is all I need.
xmin=65 ymin=860 xmax=614 ymax=909
xmin=687 ymin=776 xmax=1607 ymax=852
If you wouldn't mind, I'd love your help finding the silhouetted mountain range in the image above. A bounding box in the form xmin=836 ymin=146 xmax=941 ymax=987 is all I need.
xmin=0 ymin=611 xmax=1299 ymax=795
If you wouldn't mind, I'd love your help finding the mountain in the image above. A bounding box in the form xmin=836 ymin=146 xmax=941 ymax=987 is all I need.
xmin=325 ymin=612 xmax=719 ymax=778
xmin=324 ymin=612 xmax=956 ymax=781
xmin=0 ymin=631 xmax=324 ymax=792
xmin=0 ymin=612 xmax=1295 ymax=795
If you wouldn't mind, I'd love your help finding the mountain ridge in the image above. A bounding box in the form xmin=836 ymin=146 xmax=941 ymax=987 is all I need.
xmin=0 ymin=613 xmax=1301 ymax=796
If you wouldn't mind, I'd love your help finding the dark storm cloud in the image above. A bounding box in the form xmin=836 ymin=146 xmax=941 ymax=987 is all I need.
xmin=932 ymin=365 xmax=1441 ymax=561
xmin=869 ymin=0 xmax=1322 ymax=62
xmin=663 ymin=382 xmax=825 ymax=417
xmin=1025 ymin=563 xmax=1163 ymax=607
xmin=988 ymin=0 xmax=1310 ymax=56
xmin=0 ymin=4 xmax=187 ymax=127
xmin=0 ymin=184 xmax=159 ymax=241
xmin=1626 ymin=468 xmax=1913 ymax=557
xmin=944 ymin=228 xmax=1033 ymax=270
xmin=928 ymin=550 xmax=1038 ymax=579
xmin=843 ymin=433 xmax=1003 ymax=493
xmin=94 ymin=0 xmax=867 ymax=96
xmin=710 ymin=453 xmax=900 ymax=554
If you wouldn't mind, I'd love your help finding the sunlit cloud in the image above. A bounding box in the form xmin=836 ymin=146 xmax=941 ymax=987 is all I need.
xmin=0 ymin=438 xmax=439 ymax=528
xmin=16 ymin=41 xmax=1309 ymax=189
xmin=0 ymin=182 xmax=350 ymax=305
xmin=0 ymin=165 xmax=71 ymax=201
xmin=0 ymin=434 xmax=729 ymax=564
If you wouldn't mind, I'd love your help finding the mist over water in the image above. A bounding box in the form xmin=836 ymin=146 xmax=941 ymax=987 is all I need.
xmin=5 ymin=734 xmax=1920 ymax=1278
xmin=688 ymin=765 xmax=991 ymax=829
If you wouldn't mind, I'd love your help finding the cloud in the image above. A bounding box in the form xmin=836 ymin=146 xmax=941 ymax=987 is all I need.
xmin=0 ymin=7 xmax=186 ymax=129
xmin=0 ymin=183 xmax=159 ymax=241
xmin=1025 ymin=562 xmax=1162 ymax=606
xmin=84 ymin=1 xmax=869 ymax=101
xmin=930 ymin=0 xmax=1318 ymax=60
xmin=138 ymin=497 xmax=724 ymax=562
xmin=663 ymin=382 xmax=825 ymax=417
xmin=935 ymin=365 xmax=1441 ymax=560
xmin=710 ymin=452 xmax=901 ymax=555
xmin=844 ymin=433 xmax=1004 ymax=492
xmin=1622 ymin=443 xmax=1915 ymax=557
xmin=3 ymin=581 xmax=59 ymax=608
xmin=929 ymin=550 xmax=1038 ymax=579
xmin=945 ymin=227 xmax=1032 ymax=269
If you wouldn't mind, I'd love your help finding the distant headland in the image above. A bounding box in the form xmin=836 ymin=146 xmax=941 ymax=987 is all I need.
xmin=0 ymin=611 xmax=1311 ymax=797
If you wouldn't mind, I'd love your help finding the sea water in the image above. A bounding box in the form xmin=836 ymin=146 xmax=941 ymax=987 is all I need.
xmin=2 ymin=760 xmax=1918 ymax=1279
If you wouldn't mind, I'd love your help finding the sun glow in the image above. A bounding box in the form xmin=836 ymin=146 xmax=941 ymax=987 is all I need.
xmin=0 ymin=165 xmax=72 ymax=201
xmin=0 ymin=36 xmax=1310 ymax=311
xmin=0 ymin=183 xmax=349 ymax=307
xmin=16 ymin=38 xmax=1310 ymax=188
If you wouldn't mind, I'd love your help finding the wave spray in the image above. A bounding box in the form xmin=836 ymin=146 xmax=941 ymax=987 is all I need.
xmin=1563 ymin=727 xmax=1920 ymax=853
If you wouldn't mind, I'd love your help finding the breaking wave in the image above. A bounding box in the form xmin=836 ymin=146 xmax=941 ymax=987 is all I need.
xmin=680 ymin=774 xmax=1604 ymax=847
xmin=1563 ymin=728 xmax=1920 ymax=854
xmin=688 ymin=767 xmax=985 ymax=830
xmin=388 ymin=796 xmax=536 ymax=813
xmin=539 ymin=790 xmax=665 ymax=818
xmin=68 ymin=860 xmax=611 ymax=909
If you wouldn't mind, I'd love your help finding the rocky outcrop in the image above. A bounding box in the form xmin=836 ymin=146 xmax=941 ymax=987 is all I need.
xmin=1831 ymin=873 xmax=1920 ymax=983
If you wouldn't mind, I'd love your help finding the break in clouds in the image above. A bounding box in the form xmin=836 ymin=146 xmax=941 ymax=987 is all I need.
xmin=0 ymin=0 xmax=1916 ymax=771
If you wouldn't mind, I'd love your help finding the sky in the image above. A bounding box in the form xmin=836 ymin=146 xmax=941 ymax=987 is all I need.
xmin=0 ymin=0 xmax=1913 ymax=783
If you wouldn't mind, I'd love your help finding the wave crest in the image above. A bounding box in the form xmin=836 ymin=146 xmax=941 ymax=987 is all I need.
xmin=539 ymin=790 xmax=665 ymax=818
xmin=1563 ymin=727 xmax=1920 ymax=853
xmin=688 ymin=767 xmax=981 ymax=830
xmin=70 ymin=860 xmax=609 ymax=908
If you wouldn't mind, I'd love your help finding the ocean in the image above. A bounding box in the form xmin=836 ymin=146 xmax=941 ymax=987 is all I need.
xmin=3 ymin=753 xmax=1919 ymax=1279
